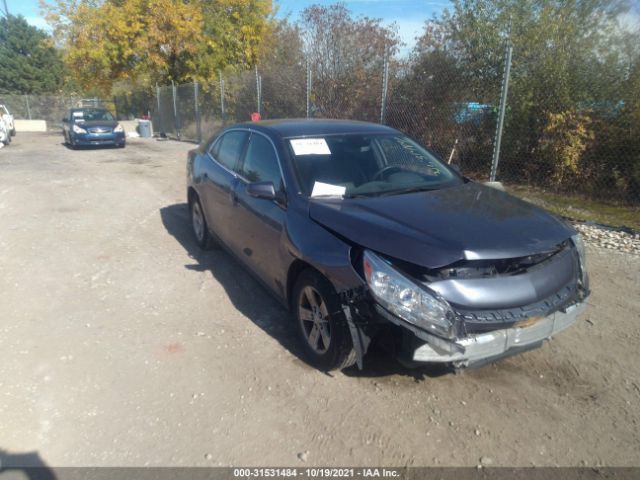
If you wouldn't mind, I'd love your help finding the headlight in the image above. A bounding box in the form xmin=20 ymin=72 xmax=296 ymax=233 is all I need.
xmin=571 ymin=234 xmax=589 ymax=289
xmin=114 ymin=124 xmax=124 ymax=133
xmin=363 ymin=250 xmax=456 ymax=339
xmin=73 ymin=124 xmax=87 ymax=134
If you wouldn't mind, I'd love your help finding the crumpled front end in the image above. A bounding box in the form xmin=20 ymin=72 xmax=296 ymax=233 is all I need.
xmin=349 ymin=236 xmax=589 ymax=368
xmin=409 ymin=302 xmax=585 ymax=367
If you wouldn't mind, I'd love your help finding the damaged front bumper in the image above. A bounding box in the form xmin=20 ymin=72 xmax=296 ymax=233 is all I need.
xmin=408 ymin=301 xmax=586 ymax=367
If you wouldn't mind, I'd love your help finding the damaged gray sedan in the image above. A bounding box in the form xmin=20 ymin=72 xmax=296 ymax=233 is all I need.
xmin=186 ymin=119 xmax=589 ymax=371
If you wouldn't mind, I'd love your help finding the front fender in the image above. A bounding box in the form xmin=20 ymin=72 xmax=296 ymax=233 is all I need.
xmin=283 ymin=207 xmax=365 ymax=295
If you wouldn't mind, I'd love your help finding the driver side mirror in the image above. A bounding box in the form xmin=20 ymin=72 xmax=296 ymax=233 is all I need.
xmin=247 ymin=181 xmax=277 ymax=200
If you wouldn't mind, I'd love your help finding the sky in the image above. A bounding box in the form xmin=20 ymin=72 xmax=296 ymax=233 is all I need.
xmin=6 ymin=0 xmax=453 ymax=52
xmin=275 ymin=0 xmax=452 ymax=49
xmin=5 ymin=0 xmax=640 ymax=53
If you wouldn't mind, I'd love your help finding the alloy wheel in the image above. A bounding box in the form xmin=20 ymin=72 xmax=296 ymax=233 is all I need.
xmin=298 ymin=286 xmax=332 ymax=354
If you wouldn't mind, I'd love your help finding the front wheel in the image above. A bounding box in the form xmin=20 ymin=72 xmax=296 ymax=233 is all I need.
xmin=293 ymin=270 xmax=357 ymax=371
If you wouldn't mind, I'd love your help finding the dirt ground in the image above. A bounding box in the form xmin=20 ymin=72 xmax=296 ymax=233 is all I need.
xmin=1 ymin=132 xmax=639 ymax=468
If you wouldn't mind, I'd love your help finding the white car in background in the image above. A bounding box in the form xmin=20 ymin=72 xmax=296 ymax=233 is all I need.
xmin=0 ymin=116 xmax=9 ymax=146
xmin=0 ymin=104 xmax=15 ymax=137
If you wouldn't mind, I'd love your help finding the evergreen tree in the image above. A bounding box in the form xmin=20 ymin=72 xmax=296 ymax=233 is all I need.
xmin=0 ymin=15 xmax=64 ymax=94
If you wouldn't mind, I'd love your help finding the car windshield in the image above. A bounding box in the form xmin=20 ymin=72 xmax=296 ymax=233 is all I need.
xmin=72 ymin=109 xmax=114 ymax=123
xmin=289 ymin=133 xmax=462 ymax=197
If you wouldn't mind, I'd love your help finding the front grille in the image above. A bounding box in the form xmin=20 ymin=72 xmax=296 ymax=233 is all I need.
xmin=89 ymin=127 xmax=111 ymax=134
xmin=455 ymin=282 xmax=579 ymax=333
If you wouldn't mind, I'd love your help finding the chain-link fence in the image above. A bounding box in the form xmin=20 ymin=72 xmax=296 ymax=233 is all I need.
xmin=4 ymin=45 xmax=638 ymax=206
xmin=0 ymin=95 xmax=112 ymax=130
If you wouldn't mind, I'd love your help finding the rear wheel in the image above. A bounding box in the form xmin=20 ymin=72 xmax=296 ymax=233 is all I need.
xmin=293 ymin=270 xmax=356 ymax=371
xmin=190 ymin=195 xmax=215 ymax=250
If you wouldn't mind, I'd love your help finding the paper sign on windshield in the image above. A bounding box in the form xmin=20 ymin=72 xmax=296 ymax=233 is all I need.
xmin=311 ymin=182 xmax=346 ymax=197
xmin=72 ymin=111 xmax=84 ymax=117
xmin=290 ymin=138 xmax=331 ymax=156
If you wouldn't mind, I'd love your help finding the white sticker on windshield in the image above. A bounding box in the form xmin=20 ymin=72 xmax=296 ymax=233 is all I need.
xmin=72 ymin=111 xmax=84 ymax=117
xmin=290 ymin=138 xmax=331 ymax=156
xmin=311 ymin=182 xmax=346 ymax=198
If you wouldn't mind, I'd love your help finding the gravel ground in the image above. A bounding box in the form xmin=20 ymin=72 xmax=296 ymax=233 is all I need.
xmin=573 ymin=223 xmax=640 ymax=256
xmin=1 ymin=133 xmax=639 ymax=468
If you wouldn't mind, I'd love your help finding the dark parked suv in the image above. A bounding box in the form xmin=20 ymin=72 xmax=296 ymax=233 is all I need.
xmin=186 ymin=119 xmax=589 ymax=371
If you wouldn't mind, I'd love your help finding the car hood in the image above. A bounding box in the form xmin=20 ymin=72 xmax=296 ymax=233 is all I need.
xmin=308 ymin=182 xmax=575 ymax=269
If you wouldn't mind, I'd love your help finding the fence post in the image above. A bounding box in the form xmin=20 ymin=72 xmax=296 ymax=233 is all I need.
xmin=490 ymin=43 xmax=513 ymax=182
xmin=172 ymin=80 xmax=181 ymax=140
xmin=152 ymin=82 xmax=164 ymax=133
xmin=219 ymin=72 xmax=226 ymax=125
xmin=112 ymin=95 xmax=119 ymax=120
xmin=24 ymin=94 xmax=32 ymax=120
xmin=306 ymin=58 xmax=312 ymax=119
xmin=380 ymin=46 xmax=390 ymax=124
xmin=258 ymin=74 xmax=262 ymax=116
xmin=155 ymin=83 xmax=162 ymax=135
xmin=194 ymin=81 xmax=202 ymax=144
xmin=255 ymin=65 xmax=262 ymax=116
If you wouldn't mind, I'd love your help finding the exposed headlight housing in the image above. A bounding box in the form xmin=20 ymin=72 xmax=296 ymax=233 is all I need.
xmin=571 ymin=234 xmax=589 ymax=291
xmin=363 ymin=250 xmax=457 ymax=339
xmin=114 ymin=124 xmax=124 ymax=133
xmin=72 ymin=124 xmax=87 ymax=134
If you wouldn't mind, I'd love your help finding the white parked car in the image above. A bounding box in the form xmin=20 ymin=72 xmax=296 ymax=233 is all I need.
xmin=0 ymin=104 xmax=15 ymax=137
xmin=0 ymin=116 xmax=9 ymax=146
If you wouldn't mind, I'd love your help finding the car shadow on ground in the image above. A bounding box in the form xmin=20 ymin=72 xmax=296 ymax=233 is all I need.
xmin=0 ymin=449 xmax=57 ymax=480
xmin=160 ymin=203 xmax=450 ymax=381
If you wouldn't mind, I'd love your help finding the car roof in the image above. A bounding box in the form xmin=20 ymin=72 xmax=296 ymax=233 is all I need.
xmin=232 ymin=118 xmax=399 ymax=138
xmin=70 ymin=107 xmax=109 ymax=112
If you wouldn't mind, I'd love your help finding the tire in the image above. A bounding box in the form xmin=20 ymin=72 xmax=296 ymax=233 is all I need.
xmin=292 ymin=269 xmax=357 ymax=371
xmin=10 ymin=129 xmax=16 ymax=137
xmin=189 ymin=195 xmax=215 ymax=250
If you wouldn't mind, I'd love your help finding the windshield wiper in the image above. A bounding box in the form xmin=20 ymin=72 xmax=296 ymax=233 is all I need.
xmin=343 ymin=192 xmax=378 ymax=198
xmin=377 ymin=186 xmax=438 ymax=197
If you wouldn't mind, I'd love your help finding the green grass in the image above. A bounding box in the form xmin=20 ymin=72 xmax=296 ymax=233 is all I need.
xmin=505 ymin=184 xmax=640 ymax=231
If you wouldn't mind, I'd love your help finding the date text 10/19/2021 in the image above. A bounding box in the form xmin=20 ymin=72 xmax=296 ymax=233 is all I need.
xmin=233 ymin=468 xmax=402 ymax=478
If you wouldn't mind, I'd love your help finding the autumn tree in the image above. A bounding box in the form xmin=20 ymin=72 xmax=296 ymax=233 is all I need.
xmin=443 ymin=0 xmax=637 ymax=188
xmin=384 ymin=20 xmax=496 ymax=170
xmin=256 ymin=18 xmax=307 ymax=118
xmin=0 ymin=14 xmax=64 ymax=93
xmin=42 ymin=0 xmax=273 ymax=94
xmin=300 ymin=4 xmax=399 ymax=120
